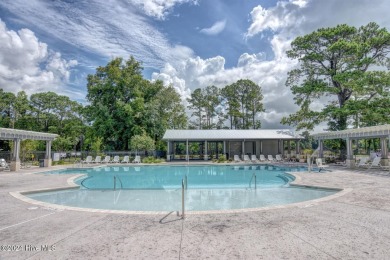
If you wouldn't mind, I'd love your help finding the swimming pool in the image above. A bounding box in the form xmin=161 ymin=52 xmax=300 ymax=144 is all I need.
xmin=27 ymin=165 xmax=338 ymax=212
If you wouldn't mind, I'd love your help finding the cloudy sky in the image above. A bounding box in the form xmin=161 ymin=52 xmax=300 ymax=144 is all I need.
xmin=0 ymin=0 xmax=389 ymax=130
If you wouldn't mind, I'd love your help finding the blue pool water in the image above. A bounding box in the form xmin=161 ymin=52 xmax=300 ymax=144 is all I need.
xmin=29 ymin=165 xmax=337 ymax=212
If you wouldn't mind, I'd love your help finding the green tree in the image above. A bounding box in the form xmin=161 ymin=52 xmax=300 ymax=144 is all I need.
xmin=221 ymin=83 xmax=240 ymax=129
xmin=86 ymin=57 xmax=187 ymax=150
xmin=0 ymin=90 xmax=16 ymax=128
xmin=130 ymin=134 xmax=155 ymax=153
xmin=222 ymin=79 xmax=264 ymax=129
xmin=282 ymin=22 xmax=390 ymax=131
xmin=146 ymin=84 xmax=187 ymax=149
xmin=187 ymin=88 xmax=205 ymax=129
xmin=86 ymin=57 xmax=146 ymax=150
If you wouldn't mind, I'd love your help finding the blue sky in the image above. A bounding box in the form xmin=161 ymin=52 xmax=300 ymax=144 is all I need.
xmin=0 ymin=0 xmax=389 ymax=129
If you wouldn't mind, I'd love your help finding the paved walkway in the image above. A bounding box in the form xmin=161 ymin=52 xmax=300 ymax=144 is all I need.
xmin=1 ymin=165 xmax=390 ymax=259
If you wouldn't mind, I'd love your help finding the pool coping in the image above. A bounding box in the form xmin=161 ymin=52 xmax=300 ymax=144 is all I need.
xmin=9 ymin=169 xmax=352 ymax=215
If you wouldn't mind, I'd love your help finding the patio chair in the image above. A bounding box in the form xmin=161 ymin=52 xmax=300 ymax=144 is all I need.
xmin=133 ymin=155 xmax=141 ymax=164
xmin=83 ymin=156 xmax=93 ymax=164
xmin=0 ymin=158 xmax=10 ymax=171
xmin=243 ymin=154 xmax=251 ymax=162
xmin=366 ymin=157 xmax=389 ymax=170
xmin=275 ymin=154 xmax=283 ymax=163
xmin=316 ymin=158 xmax=329 ymax=172
xmin=233 ymin=155 xmax=242 ymax=163
xmin=121 ymin=156 xmax=130 ymax=164
xmin=268 ymin=155 xmax=276 ymax=162
xmin=259 ymin=154 xmax=267 ymax=163
xmin=251 ymin=155 xmax=260 ymax=163
xmin=102 ymin=156 xmax=111 ymax=164
xmin=110 ymin=155 xmax=120 ymax=163
xmin=91 ymin=156 xmax=101 ymax=164
xmin=357 ymin=157 xmax=369 ymax=168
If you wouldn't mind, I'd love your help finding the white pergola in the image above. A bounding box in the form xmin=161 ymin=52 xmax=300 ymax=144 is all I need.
xmin=162 ymin=129 xmax=302 ymax=161
xmin=312 ymin=124 xmax=390 ymax=168
xmin=0 ymin=128 xmax=58 ymax=171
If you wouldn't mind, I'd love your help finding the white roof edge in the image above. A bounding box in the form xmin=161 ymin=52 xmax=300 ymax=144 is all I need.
xmin=162 ymin=129 xmax=302 ymax=140
xmin=312 ymin=124 xmax=390 ymax=140
xmin=0 ymin=127 xmax=59 ymax=141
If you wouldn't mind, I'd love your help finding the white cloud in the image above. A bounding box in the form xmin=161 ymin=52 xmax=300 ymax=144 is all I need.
xmin=153 ymin=0 xmax=390 ymax=129
xmin=0 ymin=19 xmax=77 ymax=95
xmin=200 ymin=19 xmax=227 ymax=36
xmin=152 ymin=49 xmax=298 ymax=128
xmin=0 ymin=0 xmax=194 ymax=70
xmin=242 ymin=0 xmax=390 ymax=129
xmin=130 ymin=0 xmax=198 ymax=20
xmin=246 ymin=1 xmax=306 ymax=38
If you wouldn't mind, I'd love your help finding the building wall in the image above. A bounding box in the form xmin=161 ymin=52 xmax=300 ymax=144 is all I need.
xmin=262 ymin=140 xmax=279 ymax=156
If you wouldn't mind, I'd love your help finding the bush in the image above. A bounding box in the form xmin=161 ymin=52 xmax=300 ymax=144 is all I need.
xmin=217 ymin=154 xmax=227 ymax=163
xmin=142 ymin=156 xmax=165 ymax=163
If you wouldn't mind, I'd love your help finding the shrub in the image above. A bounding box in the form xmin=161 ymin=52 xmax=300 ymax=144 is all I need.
xmin=142 ymin=156 xmax=165 ymax=163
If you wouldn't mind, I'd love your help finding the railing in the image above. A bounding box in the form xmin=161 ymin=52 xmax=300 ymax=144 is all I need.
xmin=181 ymin=178 xmax=185 ymax=219
xmin=249 ymin=172 xmax=257 ymax=189
xmin=113 ymin=176 xmax=123 ymax=190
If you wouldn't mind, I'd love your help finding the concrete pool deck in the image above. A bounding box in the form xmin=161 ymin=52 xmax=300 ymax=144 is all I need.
xmin=1 ymin=164 xmax=390 ymax=259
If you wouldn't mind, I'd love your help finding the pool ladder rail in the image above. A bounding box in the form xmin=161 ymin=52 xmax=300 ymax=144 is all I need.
xmin=249 ymin=172 xmax=257 ymax=190
xmin=113 ymin=176 xmax=123 ymax=190
xmin=181 ymin=175 xmax=188 ymax=219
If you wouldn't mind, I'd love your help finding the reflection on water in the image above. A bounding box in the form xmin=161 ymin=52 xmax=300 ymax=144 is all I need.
xmin=27 ymin=186 xmax=336 ymax=212
xmin=72 ymin=165 xmax=306 ymax=190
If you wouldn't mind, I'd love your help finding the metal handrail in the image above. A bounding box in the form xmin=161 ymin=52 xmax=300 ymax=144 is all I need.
xmin=249 ymin=172 xmax=257 ymax=189
xmin=113 ymin=176 xmax=123 ymax=190
xmin=181 ymin=179 xmax=185 ymax=219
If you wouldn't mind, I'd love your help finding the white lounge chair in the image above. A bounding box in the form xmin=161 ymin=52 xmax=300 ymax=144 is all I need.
xmin=259 ymin=154 xmax=267 ymax=163
xmin=233 ymin=155 xmax=242 ymax=163
xmin=91 ymin=156 xmax=101 ymax=164
xmin=102 ymin=156 xmax=111 ymax=164
xmin=357 ymin=157 xmax=369 ymax=168
xmin=251 ymin=155 xmax=260 ymax=163
xmin=366 ymin=157 xmax=389 ymax=169
xmin=243 ymin=155 xmax=251 ymax=162
xmin=133 ymin=155 xmax=141 ymax=164
xmin=275 ymin=154 xmax=283 ymax=163
xmin=316 ymin=158 xmax=329 ymax=172
xmin=268 ymin=155 xmax=276 ymax=162
xmin=121 ymin=156 xmax=130 ymax=163
xmin=0 ymin=158 xmax=9 ymax=171
xmin=110 ymin=155 xmax=120 ymax=163
xmin=83 ymin=156 xmax=93 ymax=164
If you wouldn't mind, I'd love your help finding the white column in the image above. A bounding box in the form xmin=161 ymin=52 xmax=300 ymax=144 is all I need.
xmin=10 ymin=138 xmax=21 ymax=171
xmin=380 ymin=137 xmax=388 ymax=166
xmin=44 ymin=140 xmax=52 ymax=167
xmin=260 ymin=141 xmax=263 ymax=154
xmin=242 ymin=140 xmax=245 ymax=159
xmin=287 ymin=140 xmax=291 ymax=157
xmin=346 ymin=138 xmax=355 ymax=168
xmin=186 ymin=139 xmax=189 ymax=161
xmin=167 ymin=141 xmax=170 ymax=161
xmin=204 ymin=140 xmax=208 ymax=160
xmin=319 ymin=139 xmax=324 ymax=158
